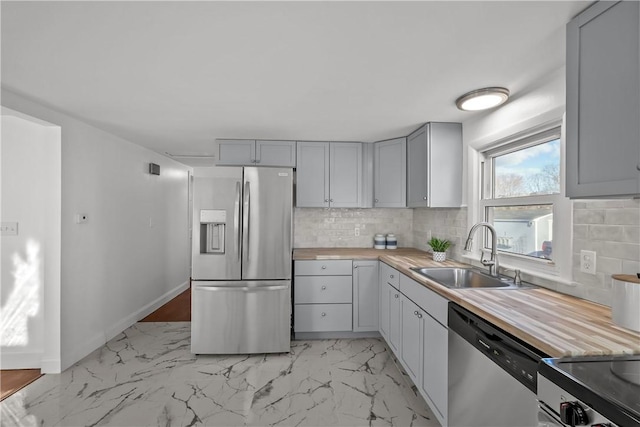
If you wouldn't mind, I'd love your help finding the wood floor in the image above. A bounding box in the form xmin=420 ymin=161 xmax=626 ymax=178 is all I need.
xmin=0 ymin=369 xmax=42 ymax=401
xmin=140 ymin=286 xmax=191 ymax=322
xmin=1 ymin=286 xmax=191 ymax=401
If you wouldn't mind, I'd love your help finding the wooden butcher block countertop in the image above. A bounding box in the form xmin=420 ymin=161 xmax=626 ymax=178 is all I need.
xmin=293 ymin=248 xmax=640 ymax=357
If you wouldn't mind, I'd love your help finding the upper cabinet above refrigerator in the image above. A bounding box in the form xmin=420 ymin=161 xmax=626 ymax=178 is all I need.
xmin=216 ymin=139 xmax=296 ymax=167
xmin=566 ymin=0 xmax=640 ymax=198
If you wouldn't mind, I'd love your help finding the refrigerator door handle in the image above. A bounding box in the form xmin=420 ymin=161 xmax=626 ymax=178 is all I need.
xmin=235 ymin=181 xmax=241 ymax=262
xmin=243 ymin=181 xmax=251 ymax=262
xmin=195 ymin=285 xmax=288 ymax=292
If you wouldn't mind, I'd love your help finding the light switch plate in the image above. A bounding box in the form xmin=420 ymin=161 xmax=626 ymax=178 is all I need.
xmin=580 ymin=250 xmax=597 ymax=275
xmin=1 ymin=222 xmax=18 ymax=236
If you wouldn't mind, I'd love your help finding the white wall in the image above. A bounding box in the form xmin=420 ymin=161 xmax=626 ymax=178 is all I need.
xmin=2 ymin=89 xmax=192 ymax=371
xmin=1 ymin=111 xmax=61 ymax=371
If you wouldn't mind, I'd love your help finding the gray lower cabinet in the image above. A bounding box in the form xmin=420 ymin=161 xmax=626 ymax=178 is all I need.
xmin=566 ymin=0 xmax=640 ymax=198
xmin=378 ymin=262 xmax=400 ymax=340
xmin=373 ymin=137 xmax=407 ymax=207
xmin=217 ymin=139 xmax=296 ymax=167
xmin=387 ymin=283 xmax=402 ymax=356
xmin=296 ymin=142 xmax=363 ymax=208
xmin=377 ymin=269 xmax=449 ymax=426
xmin=421 ymin=311 xmax=448 ymax=422
xmin=353 ymin=260 xmax=379 ymax=332
xmin=407 ymin=123 xmax=462 ymax=208
xmin=400 ymin=295 xmax=421 ymax=383
xmin=294 ymin=260 xmax=353 ymax=332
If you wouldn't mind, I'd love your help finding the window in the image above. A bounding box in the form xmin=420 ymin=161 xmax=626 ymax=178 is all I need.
xmin=477 ymin=126 xmax=571 ymax=278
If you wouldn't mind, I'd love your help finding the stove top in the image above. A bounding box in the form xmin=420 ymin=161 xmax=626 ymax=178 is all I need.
xmin=539 ymin=355 xmax=640 ymax=427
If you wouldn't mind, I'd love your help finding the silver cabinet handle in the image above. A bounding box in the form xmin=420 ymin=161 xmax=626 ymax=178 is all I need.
xmin=390 ymin=274 xmax=394 ymax=278
xmin=321 ymin=285 xmax=327 ymax=290
xmin=414 ymin=310 xmax=418 ymax=315
xmin=321 ymin=265 xmax=327 ymax=269
xmin=330 ymin=199 xmax=334 ymax=202
xmin=354 ymin=265 xmax=359 ymax=269
xmin=423 ymin=196 xmax=427 ymax=200
xmin=324 ymin=199 xmax=329 ymax=202
xmin=375 ymin=198 xmax=379 ymax=202
xmin=321 ymin=312 xmax=326 ymax=317
xmin=394 ymin=294 xmax=399 ymax=298
xmin=417 ymin=313 xmax=422 ymax=318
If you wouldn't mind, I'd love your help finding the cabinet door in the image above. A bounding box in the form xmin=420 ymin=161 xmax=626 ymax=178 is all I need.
xmin=566 ymin=1 xmax=640 ymax=198
xmin=256 ymin=140 xmax=296 ymax=167
xmin=296 ymin=142 xmax=330 ymax=207
xmin=388 ymin=284 xmax=402 ymax=356
xmin=400 ymin=296 xmax=422 ymax=383
xmin=374 ymin=138 xmax=407 ymax=208
xmin=407 ymin=125 xmax=428 ymax=207
xmin=421 ymin=312 xmax=448 ymax=421
xmin=353 ymin=260 xmax=379 ymax=332
xmin=217 ymin=140 xmax=255 ymax=165
xmin=429 ymin=123 xmax=462 ymax=207
xmin=378 ymin=269 xmax=390 ymax=339
xmin=330 ymin=142 xmax=362 ymax=207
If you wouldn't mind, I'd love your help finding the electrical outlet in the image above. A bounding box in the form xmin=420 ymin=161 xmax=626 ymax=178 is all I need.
xmin=580 ymin=250 xmax=597 ymax=275
xmin=354 ymin=227 xmax=360 ymax=236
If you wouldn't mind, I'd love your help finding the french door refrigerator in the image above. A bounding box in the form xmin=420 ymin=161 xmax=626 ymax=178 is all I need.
xmin=191 ymin=167 xmax=292 ymax=354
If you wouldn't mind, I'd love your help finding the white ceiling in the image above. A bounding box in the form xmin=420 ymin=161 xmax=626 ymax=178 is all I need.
xmin=1 ymin=1 xmax=589 ymax=163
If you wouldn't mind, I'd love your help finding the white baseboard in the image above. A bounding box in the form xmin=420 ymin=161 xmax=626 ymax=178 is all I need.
xmin=62 ymin=280 xmax=190 ymax=371
xmin=0 ymin=351 xmax=43 ymax=370
xmin=40 ymin=358 xmax=62 ymax=374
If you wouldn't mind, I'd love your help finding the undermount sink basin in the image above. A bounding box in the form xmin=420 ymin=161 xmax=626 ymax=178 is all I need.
xmin=410 ymin=267 xmax=531 ymax=290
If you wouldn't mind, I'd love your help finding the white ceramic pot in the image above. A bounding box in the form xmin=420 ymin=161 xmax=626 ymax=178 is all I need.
xmin=612 ymin=276 xmax=640 ymax=332
xmin=433 ymin=251 xmax=446 ymax=262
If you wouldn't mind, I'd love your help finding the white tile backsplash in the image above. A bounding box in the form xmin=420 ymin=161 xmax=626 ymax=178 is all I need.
xmin=294 ymin=208 xmax=413 ymax=248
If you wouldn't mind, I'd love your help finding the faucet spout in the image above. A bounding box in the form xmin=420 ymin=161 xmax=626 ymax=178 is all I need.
xmin=465 ymin=222 xmax=500 ymax=277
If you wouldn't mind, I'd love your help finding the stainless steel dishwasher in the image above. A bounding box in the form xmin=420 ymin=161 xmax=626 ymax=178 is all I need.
xmin=448 ymin=303 xmax=547 ymax=427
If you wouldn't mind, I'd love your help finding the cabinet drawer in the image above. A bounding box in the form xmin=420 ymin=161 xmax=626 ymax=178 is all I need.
xmin=294 ymin=276 xmax=352 ymax=304
xmin=380 ymin=262 xmax=400 ymax=289
xmin=294 ymin=304 xmax=352 ymax=332
xmin=400 ymin=273 xmax=448 ymax=326
xmin=295 ymin=260 xmax=352 ymax=276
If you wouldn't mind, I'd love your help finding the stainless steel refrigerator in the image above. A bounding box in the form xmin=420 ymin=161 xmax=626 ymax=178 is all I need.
xmin=191 ymin=167 xmax=292 ymax=354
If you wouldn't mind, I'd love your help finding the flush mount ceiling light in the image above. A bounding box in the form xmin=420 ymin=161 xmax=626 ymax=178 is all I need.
xmin=455 ymin=87 xmax=510 ymax=111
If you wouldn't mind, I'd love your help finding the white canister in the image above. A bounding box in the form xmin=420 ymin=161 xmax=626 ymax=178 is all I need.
xmin=374 ymin=234 xmax=386 ymax=250
xmin=611 ymin=275 xmax=640 ymax=332
xmin=386 ymin=234 xmax=397 ymax=250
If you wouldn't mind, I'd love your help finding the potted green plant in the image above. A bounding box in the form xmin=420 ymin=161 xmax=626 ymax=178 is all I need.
xmin=428 ymin=237 xmax=451 ymax=262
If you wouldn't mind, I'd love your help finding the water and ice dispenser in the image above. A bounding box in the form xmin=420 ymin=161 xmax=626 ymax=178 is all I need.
xmin=200 ymin=210 xmax=226 ymax=254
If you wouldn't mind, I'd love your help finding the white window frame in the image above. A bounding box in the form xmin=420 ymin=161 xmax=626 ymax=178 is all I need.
xmin=468 ymin=121 xmax=572 ymax=282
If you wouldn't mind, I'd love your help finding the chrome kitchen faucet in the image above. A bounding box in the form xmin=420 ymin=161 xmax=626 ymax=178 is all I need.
xmin=464 ymin=222 xmax=500 ymax=277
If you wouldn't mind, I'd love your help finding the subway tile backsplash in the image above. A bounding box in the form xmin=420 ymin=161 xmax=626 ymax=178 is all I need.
xmin=294 ymin=208 xmax=414 ymax=248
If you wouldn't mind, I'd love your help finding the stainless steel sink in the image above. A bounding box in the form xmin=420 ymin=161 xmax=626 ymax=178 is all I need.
xmin=410 ymin=267 xmax=531 ymax=290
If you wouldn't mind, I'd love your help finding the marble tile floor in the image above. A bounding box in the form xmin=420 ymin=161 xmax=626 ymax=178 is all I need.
xmin=1 ymin=322 xmax=439 ymax=427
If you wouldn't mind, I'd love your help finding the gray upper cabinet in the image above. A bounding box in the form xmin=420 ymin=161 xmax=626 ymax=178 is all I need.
xmin=217 ymin=139 xmax=255 ymax=166
xmin=217 ymin=139 xmax=296 ymax=167
xmin=296 ymin=142 xmax=363 ymax=208
xmin=374 ymin=137 xmax=407 ymax=208
xmin=566 ymin=1 xmax=640 ymax=198
xmin=256 ymin=140 xmax=296 ymax=167
xmin=407 ymin=123 xmax=462 ymax=208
